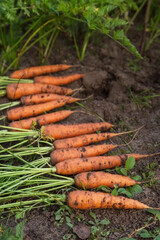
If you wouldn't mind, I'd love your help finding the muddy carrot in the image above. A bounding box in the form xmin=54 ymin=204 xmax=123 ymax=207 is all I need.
xmin=50 ymin=144 xmax=118 ymax=165
xmin=21 ymin=93 xmax=80 ymax=105
xmin=34 ymin=73 xmax=84 ymax=85
xmin=55 ymin=153 xmax=149 ymax=175
xmin=74 ymin=171 xmax=140 ymax=189
xmin=54 ymin=130 xmax=134 ymax=149
xmin=9 ymin=110 xmax=78 ymax=129
xmin=10 ymin=64 xmax=73 ymax=79
xmin=6 ymin=83 xmax=73 ymax=100
xmin=7 ymin=97 xmax=78 ymax=120
xmin=67 ymin=190 xmax=151 ymax=209
xmin=42 ymin=122 xmax=114 ymax=140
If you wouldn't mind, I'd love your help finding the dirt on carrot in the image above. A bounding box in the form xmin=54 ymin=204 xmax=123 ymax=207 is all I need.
xmin=20 ymin=93 xmax=80 ymax=105
xmin=10 ymin=64 xmax=73 ymax=79
xmin=50 ymin=144 xmax=118 ymax=165
xmin=67 ymin=190 xmax=151 ymax=209
xmin=42 ymin=122 xmax=114 ymax=140
xmin=7 ymin=98 xmax=78 ymax=120
xmin=55 ymin=153 xmax=149 ymax=175
xmin=34 ymin=73 xmax=84 ymax=85
xmin=53 ymin=131 xmax=134 ymax=149
xmin=74 ymin=171 xmax=139 ymax=189
xmin=9 ymin=110 xmax=78 ymax=129
xmin=6 ymin=83 xmax=73 ymax=100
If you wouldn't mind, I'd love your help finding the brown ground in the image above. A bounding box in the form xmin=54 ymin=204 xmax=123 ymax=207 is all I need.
xmin=0 ymin=27 xmax=160 ymax=240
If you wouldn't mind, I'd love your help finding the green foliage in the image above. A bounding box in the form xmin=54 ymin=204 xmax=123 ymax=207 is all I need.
xmin=55 ymin=204 xmax=77 ymax=240
xmin=1 ymin=0 xmax=160 ymax=72
xmin=115 ymin=155 xmax=136 ymax=176
xmin=0 ymin=0 xmax=143 ymax=74
xmin=147 ymin=209 xmax=160 ymax=221
xmin=128 ymin=59 xmax=141 ymax=72
xmin=63 ymin=234 xmax=76 ymax=240
xmin=112 ymin=29 xmax=142 ymax=58
xmin=136 ymin=211 xmax=160 ymax=240
xmin=89 ymin=211 xmax=110 ymax=239
xmin=112 ymin=156 xmax=143 ymax=198
xmin=125 ymin=156 xmax=135 ymax=170
xmin=144 ymin=0 xmax=160 ymax=52
xmin=0 ymin=220 xmax=26 ymax=240
xmin=137 ymin=228 xmax=160 ymax=239
xmin=129 ymin=89 xmax=160 ymax=109
xmin=98 ymin=155 xmax=143 ymax=198
xmin=54 ymin=204 xmax=73 ymax=227
xmin=142 ymin=163 xmax=158 ymax=187
xmin=120 ymin=209 xmax=160 ymax=240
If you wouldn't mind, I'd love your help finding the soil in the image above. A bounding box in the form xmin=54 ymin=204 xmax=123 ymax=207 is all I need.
xmin=0 ymin=27 xmax=160 ymax=240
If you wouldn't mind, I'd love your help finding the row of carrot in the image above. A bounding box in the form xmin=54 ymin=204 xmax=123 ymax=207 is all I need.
xmin=5 ymin=65 xmax=84 ymax=126
xmin=0 ymin=64 xmax=158 ymax=210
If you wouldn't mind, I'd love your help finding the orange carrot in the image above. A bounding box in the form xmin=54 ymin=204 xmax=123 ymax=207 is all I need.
xmin=55 ymin=153 xmax=149 ymax=175
xmin=9 ymin=110 xmax=77 ymax=129
xmin=67 ymin=190 xmax=151 ymax=209
xmin=74 ymin=171 xmax=139 ymax=189
xmin=10 ymin=64 xmax=72 ymax=79
xmin=54 ymin=131 xmax=132 ymax=149
xmin=6 ymin=83 xmax=73 ymax=100
xmin=42 ymin=122 xmax=114 ymax=140
xmin=7 ymin=97 xmax=78 ymax=120
xmin=50 ymin=144 xmax=118 ymax=165
xmin=34 ymin=73 xmax=84 ymax=85
xmin=20 ymin=93 xmax=80 ymax=105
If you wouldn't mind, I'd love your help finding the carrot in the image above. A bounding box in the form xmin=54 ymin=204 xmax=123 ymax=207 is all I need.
xmin=9 ymin=110 xmax=77 ymax=129
xmin=67 ymin=190 xmax=151 ymax=209
xmin=34 ymin=73 xmax=84 ymax=86
xmin=7 ymin=97 xmax=78 ymax=120
xmin=54 ymin=131 xmax=133 ymax=149
xmin=20 ymin=93 xmax=80 ymax=105
xmin=10 ymin=64 xmax=72 ymax=79
xmin=55 ymin=153 xmax=149 ymax=175
xmin=6 ymin=83 xmax=73 ymax=100
xmin=42 ymin=122 xmax=114 ymax=140
xmin=74 ymin=171 xmax=140 ymax=189
xmin=50 ymin=144 xmax=118 ymax=165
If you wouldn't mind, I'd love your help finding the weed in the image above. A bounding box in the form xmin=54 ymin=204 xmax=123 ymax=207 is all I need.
xmin=74 ymin=213 xmax=85 ymax=222
xmin=128 ymin=58 xmax=141 ymax=72
xmin=112 ymin=156 xmax=143 ymax=198
xmin=0 ymin=220 xmax=26 ymax=240
xmin=141 ymin=163 xmax=158 ymax=187
xmin=63 ymin=234 xmax=76 ymax=240
xmin=120 ymin=209 xmax=160 ymax=240
xmin=97 ymin=156 xmax=143 ymax=198
xmin=129 ymin=88 xmax=160 ymax=109
xmin=88 ymin=211 xmax=110 ymax=240
xmin=55 ymin=204 xmax=78 ymax=240
xmin=54 ymin=204 xmax=73 ymax=227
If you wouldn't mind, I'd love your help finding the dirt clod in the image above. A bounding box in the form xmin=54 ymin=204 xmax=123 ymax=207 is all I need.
xmin=73 ymin=224 xmax=91 ymax=239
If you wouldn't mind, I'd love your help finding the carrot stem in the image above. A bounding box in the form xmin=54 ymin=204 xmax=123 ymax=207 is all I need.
xmin=0 ymin=90 xmax=7 ymax=97
xmin=0 ymin=101 xmax=20 ymax=111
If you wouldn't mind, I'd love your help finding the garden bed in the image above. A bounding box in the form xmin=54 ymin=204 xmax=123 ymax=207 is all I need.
xmin=0 ymin=30 xmax=160 ymax=240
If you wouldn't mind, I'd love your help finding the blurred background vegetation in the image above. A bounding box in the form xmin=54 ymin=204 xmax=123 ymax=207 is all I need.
xmin=0 ymin=0 xmax=159 ymax=75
